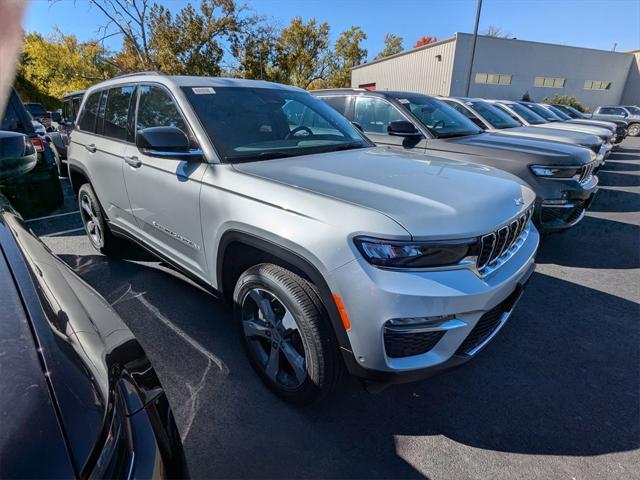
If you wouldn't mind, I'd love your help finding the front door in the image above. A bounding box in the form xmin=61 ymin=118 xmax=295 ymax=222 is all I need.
xmin=122 ymin=84 xmax=209 ymax=281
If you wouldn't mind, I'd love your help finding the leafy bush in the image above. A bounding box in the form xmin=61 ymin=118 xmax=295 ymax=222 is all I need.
xmin=542 ymin=95 xmax=589 ymax=113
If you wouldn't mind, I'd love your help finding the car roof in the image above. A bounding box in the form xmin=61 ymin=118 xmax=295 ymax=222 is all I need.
xmin=63 ymin=90 xmax=85 ymax=99
xmin=312 ymin=88 xmax=437 ymax=100
xmin=84 ymin=73 xmax=305 ymax=94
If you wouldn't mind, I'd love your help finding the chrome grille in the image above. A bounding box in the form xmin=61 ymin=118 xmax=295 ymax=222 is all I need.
xmin=578 ymin=162 xmax=595 ymax=183
xmin=477 ymin=207 xmax=533 ymax=274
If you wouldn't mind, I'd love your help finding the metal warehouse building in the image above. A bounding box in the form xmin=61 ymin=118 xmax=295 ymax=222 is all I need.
xmin=351 ymin=33 xmax=640 ymax=109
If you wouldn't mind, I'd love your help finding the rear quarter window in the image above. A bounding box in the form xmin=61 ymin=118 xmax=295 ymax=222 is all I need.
xmin=77 ymin=91 xmax=102 ymax=133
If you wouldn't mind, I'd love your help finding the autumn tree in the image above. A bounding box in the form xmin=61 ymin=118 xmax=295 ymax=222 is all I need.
xmin=272 ymin=17 xmax=331 ymax=89
xmin=231 ymin=22 xmax=279 ymax=80
xmin=414 ymin=36 xmax=437 ymax=48
xmin=324 ymin=26 xmax=368 ymax=88
xmin=374 ymin=33 xmax=404 ymax=59
xmin=16 ymin=30 xmax=115 ymax=107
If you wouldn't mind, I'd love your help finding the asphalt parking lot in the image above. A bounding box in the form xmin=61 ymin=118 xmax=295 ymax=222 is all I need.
xmin=31 ymin=137 xmax=639 ymax=479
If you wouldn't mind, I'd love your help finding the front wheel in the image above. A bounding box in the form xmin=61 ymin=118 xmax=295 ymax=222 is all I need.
xmin=233 ymin=263 xmax=344 ymax=404
xmin=627 ymin=123 xmax=640 ymax=137
xmin=78 ymin=183 xmax=125 ymax=256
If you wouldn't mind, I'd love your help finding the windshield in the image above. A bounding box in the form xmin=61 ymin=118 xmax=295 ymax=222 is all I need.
xmin=25 ymin=103 xmax=48 ymax=116
xmin=395 ymin=95 xmax=483 ymax=138
xmin=182 ymin=87 xmax=370 ymax=162
xmin=546 ymin=105 xmax=571 ymax=120
xmin=505 ymin=102 xmax=546 ymax=124
xmin=469 ymin=101 xmax=521 ymax=129
xmin=522 ymin=103 xmax=561 ymax=121
xmin=625 ymin=106 xmax=640 ymax=115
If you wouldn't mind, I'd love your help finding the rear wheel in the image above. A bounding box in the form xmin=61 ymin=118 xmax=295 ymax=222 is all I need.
xmin=233 ymin=263 xmax=343 ymax=404
xmin=78 ymin=183 xmax=124 ymax=256
xmin=627 ymin=123 xmax=640 ymax=137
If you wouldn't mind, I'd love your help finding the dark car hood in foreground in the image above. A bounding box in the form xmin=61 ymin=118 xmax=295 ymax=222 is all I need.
xmin=428 ymin=132 xmax=594 ymax=166
xmin=233 ymin=146 xmax=535 ymax=238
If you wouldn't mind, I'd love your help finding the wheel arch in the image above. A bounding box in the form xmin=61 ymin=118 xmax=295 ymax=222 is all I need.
xmin=216 ymin=230 xmax=354 ymax=356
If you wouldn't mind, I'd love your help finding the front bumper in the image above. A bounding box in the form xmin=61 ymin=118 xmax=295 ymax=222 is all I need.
xmin=328 ymin=225 xmax=539 ymax=382
xmin=535 ymin=174 xmax=598 ymax=231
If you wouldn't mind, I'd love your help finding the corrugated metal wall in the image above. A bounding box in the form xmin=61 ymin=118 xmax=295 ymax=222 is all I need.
xmin=351 ymin=38 xmax=457 ymax=95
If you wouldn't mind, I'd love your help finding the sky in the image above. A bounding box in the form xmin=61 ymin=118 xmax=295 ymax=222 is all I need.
xmin=24 ymin=0 xmax=640 ymax=62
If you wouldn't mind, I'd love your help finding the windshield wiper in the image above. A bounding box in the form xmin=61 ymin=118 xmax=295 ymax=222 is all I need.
xmin=225 ymin=151 xmax=296 ymax=162
xmin=332 ymin=141 xmax=368 ymax=151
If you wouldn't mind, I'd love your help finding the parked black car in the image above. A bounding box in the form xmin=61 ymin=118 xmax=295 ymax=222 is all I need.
xmin=46 ymin=90 xmax=85 ymax=177
xmin=313 ymin=88 xmax=598 ymax=231
xmin=1 ymin=88 xmax=63 ymax=217
xmin=0 ymin=131 xmax=189 ymax=479
xmin=24 ymin=101 xmax=52 ymax=130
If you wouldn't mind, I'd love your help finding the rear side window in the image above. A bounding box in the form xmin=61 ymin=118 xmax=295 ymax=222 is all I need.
xmin=78 ymin=91 xmax=101 ymax=132
xmin=1 ymin=102 xmax=24 ymax=132
xmin=136 ymin=85 xmax=186 ymax=132
xmin=319 ymin=96 xmax=348 ymax=116
xmin=103 ymin=86 xmax=135 ymax=141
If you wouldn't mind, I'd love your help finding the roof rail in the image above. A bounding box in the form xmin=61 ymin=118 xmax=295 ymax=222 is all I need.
xmin=112 ymin=71 xmax=165 ymax=79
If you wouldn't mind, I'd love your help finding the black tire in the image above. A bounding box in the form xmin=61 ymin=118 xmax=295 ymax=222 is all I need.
xmin=50 ymin=142 xmax=67 ymax=178
xmin=78 ymin=183 xmax=125 ymax=257
xmin=233 ymin=263 xmax=344 ymax=404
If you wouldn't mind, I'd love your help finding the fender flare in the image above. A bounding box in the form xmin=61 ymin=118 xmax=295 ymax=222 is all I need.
xmin=216 ymin=229 xmax=354 ymax=356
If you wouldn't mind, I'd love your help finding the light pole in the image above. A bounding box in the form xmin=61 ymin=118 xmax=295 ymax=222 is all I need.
xmin=464 ymin=0 xmax=483 ymax=97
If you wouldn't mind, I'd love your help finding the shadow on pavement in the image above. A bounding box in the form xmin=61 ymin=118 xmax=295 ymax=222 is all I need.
xmin=56 ymin=252 xmax=639 ymax=478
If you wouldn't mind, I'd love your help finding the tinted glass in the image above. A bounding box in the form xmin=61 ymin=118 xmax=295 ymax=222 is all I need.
xmin=25 ymin=103 xmax=47 ymax=116
xmin=320 ymin=96 xmax=348 ymax=115
xmin=103 ymin=86 xmax=134 ymax=141
xmin=1 ymin=102 xmax=24 ymax=131
xmin=626 ymin=106 xmax=640 ymax=115
xmin=136 ymin=85 xmax=186 ymax=133
xmin=522 ymin=103 xmax=560 ymax=121
xmin=78 ymin=91 xmax=101 ymax=132
xmin=546 ymin=105 xmax=571 ymax=120
xmin=469 ymin=101 xmax=521 ymax=129
xmin=395 ymin=95 xmax=483 ymax=138
xmin=354 ymin=97 xmax=405 ymax=134
xmin=183 ymin=86 xmax=369 ymax=161
xmin=444 ymin=101 xmax=485 ymax=128
xmin=505 ymin=102 xmax=546 ymax=124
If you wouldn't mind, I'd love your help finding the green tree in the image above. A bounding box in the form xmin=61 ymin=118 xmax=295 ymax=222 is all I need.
xmin=542 ymin=95 xmax=589 ymax=113
xmin=273 ymin=17 xmax=331 ymax=89
xmin=327 ymin=26 xmax=367 ymax=88
xmin=231 ymin=22 xmax=279 ymax=80
xmin=374 ymin=33 xmax=403 ymax=60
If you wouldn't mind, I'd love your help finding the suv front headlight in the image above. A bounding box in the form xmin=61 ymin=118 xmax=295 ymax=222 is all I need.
xmin=530 ymin=165 xmax=582 ymax=178
xmin=354 ymin=237 xmax=476 ymax=268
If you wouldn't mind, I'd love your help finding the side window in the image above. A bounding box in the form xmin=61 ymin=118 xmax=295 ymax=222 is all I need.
xmin=354 ymin=97 xmax=405 ymax=134
xmin=103 ymin=85 xmax=135 ymax=141
xmin=282 ymin=99 xmax=339 ymax=133
xmin=77 ymin=91 xmax=101 ymax=132
xmin=136 ymin=85 xmax=186 ymax=132
xmin=320 ymin=96 xmax=348 ymax=116
xmin=1 ymin=102 xmax=24 ymax=131
xmin=72 ymin=98 xmax=81 ymax=120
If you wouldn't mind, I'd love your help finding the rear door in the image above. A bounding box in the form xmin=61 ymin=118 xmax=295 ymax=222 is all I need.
xmin=351 ymin=96 xmax=428 ymax=151
xmin=71 ymin=87 xmax=137 ymax=231
xmin=122 ymin=84 xmax=209 ymax=280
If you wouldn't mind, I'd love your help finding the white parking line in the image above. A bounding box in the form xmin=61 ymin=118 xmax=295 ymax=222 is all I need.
xmin=41 ymin=227 xmax=85 ymax=237
xmin=26 ymin=210 xmax=80 ymax=223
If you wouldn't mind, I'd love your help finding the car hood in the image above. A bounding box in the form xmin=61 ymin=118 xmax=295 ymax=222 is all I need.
xmin=492 ymin=126 xmax=600 ymax=148
xmin=532 ymin=122 xmax=612 ymax=140
xmin=427 ymin=132 xmax=594 ymax=165
xmin=567 ymin=119 xmax=616 ymax=131
xmin=232 ymin=146 xmax=535 ymax=238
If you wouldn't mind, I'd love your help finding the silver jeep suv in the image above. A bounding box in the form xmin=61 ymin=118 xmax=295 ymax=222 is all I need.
xmin=68 ymin=73 xmax=539 ymax=404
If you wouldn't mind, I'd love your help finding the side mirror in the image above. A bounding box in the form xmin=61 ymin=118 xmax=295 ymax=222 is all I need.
xmin=387 ymin=120 xmax=421 ymax=137
xmin=136 ymin=126 xmax=201 ymax=159
xmin=51 ymin=111 xmax=62 ymax=122
xmin=0 ymin=132 xmax=37 ymax=182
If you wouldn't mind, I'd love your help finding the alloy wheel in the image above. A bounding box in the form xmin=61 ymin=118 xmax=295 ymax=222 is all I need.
xmin=241 ymin=288 xmax=307 ymax=389
xmin=628 ymin=124 xmax=640 ymax=137
xmin=80 ymin=193 xmax=102 ymax=246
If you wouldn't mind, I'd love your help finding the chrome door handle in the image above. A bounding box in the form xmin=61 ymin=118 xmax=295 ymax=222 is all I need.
xmin=124 ymin=155 xmax=142 ymax=168
xmin=86 ymin=143 xmax=97 ymax=153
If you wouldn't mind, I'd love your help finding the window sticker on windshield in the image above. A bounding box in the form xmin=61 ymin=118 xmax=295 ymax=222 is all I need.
xmin=192 ymin=87 xmax=216 ymax=95
xmin=398 ymin=99 xmax=410 ymax=104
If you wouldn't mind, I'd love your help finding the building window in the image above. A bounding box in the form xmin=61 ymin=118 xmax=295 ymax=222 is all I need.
xmin=475 ymin=73 xmax=512 ymax=85
xmin=534 ymin=77 xmax=566 ymax=88
xmin=584 ymin=80 xmax=611 ymax=90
